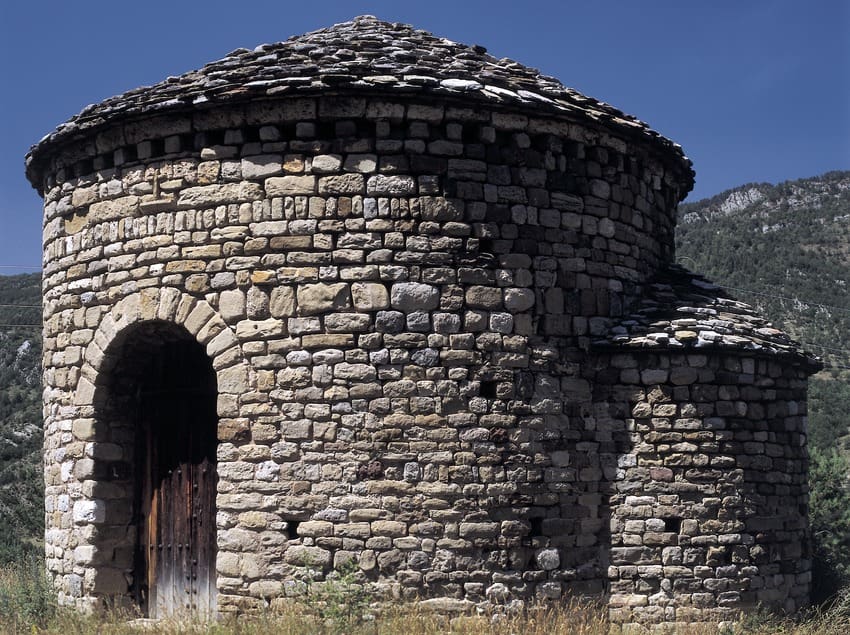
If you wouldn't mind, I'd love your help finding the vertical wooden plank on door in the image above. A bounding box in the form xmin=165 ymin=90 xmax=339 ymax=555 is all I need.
xmin=194 ymin=411 xmax=217 ymax=617
xmin=143 ymin=401 xmax=156 ymax=617
xmin=161 ymin=428 xmax=173 ymax=618
xmin=179 ymin=393 xmax=192 ymax=615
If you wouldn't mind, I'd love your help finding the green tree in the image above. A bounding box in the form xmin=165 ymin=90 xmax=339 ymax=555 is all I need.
xmin=809 ymin=446 xmax=850 ymax=602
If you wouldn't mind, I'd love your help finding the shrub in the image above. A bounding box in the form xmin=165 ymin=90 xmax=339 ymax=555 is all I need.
xmin=810 ymin=447 xmax=850 ymax=603
xmin=0 ymin=555 xmax=56 ymax=631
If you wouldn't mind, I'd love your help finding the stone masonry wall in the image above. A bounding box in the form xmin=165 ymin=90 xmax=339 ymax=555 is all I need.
xmin=601 ymin=351 xmax=810 ymax=630
xmin=37 ymin=92 xmax=807 ymax=625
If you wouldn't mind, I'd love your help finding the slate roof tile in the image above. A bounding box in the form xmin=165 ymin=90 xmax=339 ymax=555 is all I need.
xmin=594 ymin=265 xmax=821 ymax=368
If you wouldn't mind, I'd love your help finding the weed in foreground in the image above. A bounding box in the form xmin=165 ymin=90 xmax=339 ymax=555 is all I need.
xmin=0 ymin=555 xmax=56 ymax=632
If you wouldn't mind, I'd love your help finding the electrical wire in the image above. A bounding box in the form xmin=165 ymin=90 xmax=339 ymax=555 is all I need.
xmin=724 ymin=285 xmax=850 ymax=316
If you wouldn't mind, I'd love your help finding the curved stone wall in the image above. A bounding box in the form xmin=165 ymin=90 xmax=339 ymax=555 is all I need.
xmin=36 ymin=91 xmax=810 ymax=625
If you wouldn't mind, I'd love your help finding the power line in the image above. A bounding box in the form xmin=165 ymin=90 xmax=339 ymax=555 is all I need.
xmin=801 ymin=342 xmax=850 ymax=356
xmin=0 ymin=266 xmax=41 ymax=270
xmin=723 ymin=285 xmax=850 ymax=316
xmin=0 ymin=304 xmax=40 ymax=308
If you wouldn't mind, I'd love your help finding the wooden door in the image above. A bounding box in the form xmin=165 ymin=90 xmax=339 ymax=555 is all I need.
xmin=135 ymin=339 xmax=217 ymax=618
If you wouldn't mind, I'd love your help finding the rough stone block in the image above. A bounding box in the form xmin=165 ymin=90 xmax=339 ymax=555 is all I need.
xmin=265 ymin=175 xmax=316 ymax=196
xmin=297 ymin=283 xmax=351 ymax=315
xmin=390 ymin=283 xmax=440 ymax=312
xmin=351 ymin=282 xmax=390 ymax=310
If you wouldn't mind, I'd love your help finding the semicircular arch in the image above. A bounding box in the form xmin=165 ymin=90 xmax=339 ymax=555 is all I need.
xmin=76 ymin=287 xmax=251 ymax=415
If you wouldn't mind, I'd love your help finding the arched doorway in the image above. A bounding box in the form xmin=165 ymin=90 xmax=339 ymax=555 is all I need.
xmin=106 ymin=321 xmax=218 ymax=618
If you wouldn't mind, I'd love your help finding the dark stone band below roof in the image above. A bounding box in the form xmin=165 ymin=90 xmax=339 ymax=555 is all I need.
xmin=26 ymin=15 xmax=694 ymax=193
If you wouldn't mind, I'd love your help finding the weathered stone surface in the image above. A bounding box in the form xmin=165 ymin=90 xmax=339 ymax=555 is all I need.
xmin=242 ymin=155 xmax=283 ymax=178
xmin=465 ymin=285 xmax=503 ymax=310
xmin=351 ymin=282 xmax=390 ymax=311
xmin=177 ymin=183 xmax=263 ymax=208
xmin=265 ymin=175 xmax=316 ymax=196
xmin=390 ymin=283 xmax=439 ymax=312
xmin=504 ymin=288 xmax=535 ymax=312
xmin=235 ymin=319 xmax=285 ymax=340
xmin=318 ymin=174 xmax=365 ymax=194
xmin=269 ymin=287 xmax=296 ymax=317
xmin=88 ymin=196 xmax=139 ymax=222
xmin=297 ymin=283 xmax=351 ymax=315
xmin=310 ymin=154 xmax=342 ymax=173
xmin=536 ymin=548 xmax=560 ymax=571
xmin=367 ymin=175 xmax=416 ymax=195
xmin=72 ymin=500 xmax=105 ymax=524
xmin=219 ymin=289 xmax=246 ymax=321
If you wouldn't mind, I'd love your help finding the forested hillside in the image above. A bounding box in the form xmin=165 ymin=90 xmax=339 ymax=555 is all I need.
xmin=677 ymin=171 xmax=850 ymax=367
xmin=0 ymin=273 xmax=42 ymax=562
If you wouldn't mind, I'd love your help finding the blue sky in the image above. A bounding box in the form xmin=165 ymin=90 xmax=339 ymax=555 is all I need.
xmin=0 ymin=0 xmax=847 ymax=274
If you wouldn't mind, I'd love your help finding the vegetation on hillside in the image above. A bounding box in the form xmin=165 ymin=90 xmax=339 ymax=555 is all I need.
xmin=0 ymin=273 xmax=42 ymax=563
xmin=677 ymin=171 xmax=850 ymax=366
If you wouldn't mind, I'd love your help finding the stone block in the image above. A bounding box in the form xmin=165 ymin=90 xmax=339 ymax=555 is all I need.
xmin=465 ymin=285 xmax=503 ymax=309
xmin=269 ymin=287 xmax=296 ymax=317
xmin=88 ymin=196 xmax=140 ymax=222
xmin=503 ymin=288 xmax=535 ymax=312
xmin=218 ymin=365 xmax=250 ymax=394
xmin=391 ymin=283 xmax=440 ymax=312
xmin=458 ymin=522 xmax=499 ymax=538
xmin=265 ymin=175 xmax=316 ymax=196
xmin=235 ymin=319 xmax=285 ymax=340
xmin=367 ymin=175 xmax=416 ymax=195
xmin=242 ymin=155 xmax=283 ymax=179
xmin=284 ymin=545 xmax=332 ymax=568
xmin=177 ymin=183 xmax=263 ymax=209
xmin=310 ymin=154 xmax=342 ymax=173
xmin=351 ymin=282 xmax=390 ymax=310
xmin=297 ymin=283 xmax=351 ymax=315
xmin=317 ymin=174 xmax=365 ymax=194
xmin=73 ymin=500 xmax=105 ymax=524
xmin=343 ymin=154 xmax=377 ymax=173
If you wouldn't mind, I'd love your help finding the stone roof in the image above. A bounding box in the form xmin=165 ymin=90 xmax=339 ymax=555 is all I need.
xmin=26 ymin=15 xmax=693 ymax=190
xmin=594 ymin=265 xmax=821 ymax=368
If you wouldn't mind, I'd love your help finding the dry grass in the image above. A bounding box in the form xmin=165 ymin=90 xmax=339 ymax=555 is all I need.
xmin=3 ymin=560 xmax=850 ymax=635
xmin=0 ymin=598 xmax=610 ymax=635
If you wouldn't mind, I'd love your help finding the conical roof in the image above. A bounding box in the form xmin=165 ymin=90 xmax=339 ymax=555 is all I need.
xmin=26 ymin=15 xmax=693 ymax=190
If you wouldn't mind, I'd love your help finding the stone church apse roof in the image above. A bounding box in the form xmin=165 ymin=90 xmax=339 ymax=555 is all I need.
xmin=26 ymin=15 xmax=694 ymax=191
xmin=596 ymin=265 xmax=822 ymax=369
